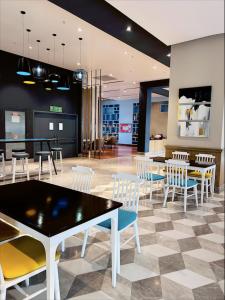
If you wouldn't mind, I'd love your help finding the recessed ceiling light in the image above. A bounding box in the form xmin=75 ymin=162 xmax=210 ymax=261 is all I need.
xmin=104 ymin=85 xmax=107 ymax=88
xmin=167 ymin=53 xmax=171 ymax=57
xmin=126 ymin=25 xmax=132 ymax=32
xmin=78 ymin=27 xmax=82 ymax=32
xmin=109 ymin=73 xmax=113 ymax=77
xmin=124 ymin=90 xmax=127 ymax=93
xmin=76 ymin=62 xmax=81 ymax=66
xmin=133 ymin=81 xmax=136 ymax=84
xmin=28 ymin=45 xmax=32 ymax=49
xmin=124 ymin=51 xmax=128 ymax=55
xmin=152 ymin=65 xmax=157 ymax=70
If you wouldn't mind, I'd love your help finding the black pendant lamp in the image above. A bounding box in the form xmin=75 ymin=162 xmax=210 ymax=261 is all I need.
xmin=73 ymin=37 xmax=87 ymax=83
xmin=57 ymin=43 xmax=70 ymax=91
xmin=32 ymin=40 xmax=46 ymax=81
xmin=48 ymin=34 xmax=60 ymax=83
xmin=17 ymin=11 xmax=31 ymax=76
xmin=23 ymin=29 xmax=36 ymax=85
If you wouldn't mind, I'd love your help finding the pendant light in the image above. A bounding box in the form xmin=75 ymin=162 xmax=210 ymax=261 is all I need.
xmin=17 ymin=11 xmax=31 ymax=76
xmin=23 ymin=28 xmax=36 ymax=85
xmin=48 ymin=33 xmax=60 ymax=83
xmin=43 ymin=48 xmax=53 ymax=91
xmin=57 ymin=43 xmax=70 ymax=91
xmin=73 ymin=37 xmax=87 ymax=83
xmin=32 ymin=40 xmax=46 ymax=81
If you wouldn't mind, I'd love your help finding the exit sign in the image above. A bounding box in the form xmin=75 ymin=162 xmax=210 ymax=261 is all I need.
xmin=50 ymin=106 xmax=62 ymax=113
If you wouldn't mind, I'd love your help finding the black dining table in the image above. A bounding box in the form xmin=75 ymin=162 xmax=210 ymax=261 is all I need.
xmin=0 ymin=180 xmax=122 ymax=299
xmin=0 ymin=138 xmax=58 ymax=174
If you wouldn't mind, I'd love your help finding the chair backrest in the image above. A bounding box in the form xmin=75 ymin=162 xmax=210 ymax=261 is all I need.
xmin=172 ymin=151 xmax=189 ymax=161
xmin=112 ymin=173 xmax=142 ymax=213
xmin=166 ymin=159 xmax=189 ymax=188
xmin=195 ymin=154 xmax=215 ymax=164
xmin=135 ymin=156 xmax=154 ymax=180
xmin=72 ymin=166 xmax=94 ymax=193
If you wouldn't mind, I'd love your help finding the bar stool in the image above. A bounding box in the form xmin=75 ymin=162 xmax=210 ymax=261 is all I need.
xmin=51 ymin=147 xmax=63 ymax=172
xmin=36 ymin=151 xmax=52 ymax=181
xmin=11 ymin=149 xmax=26 ymax=173
xmin=0 ymin=149 xmax=5 ymax=178
xmin=12 ymin=152 xmax=29 ymax=183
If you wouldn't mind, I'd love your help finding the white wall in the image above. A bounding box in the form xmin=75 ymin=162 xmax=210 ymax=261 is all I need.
xmin=167 ymin=34 xmax=224 ymax=149
xmin=102 ymin=99 xmax=138 ymax=145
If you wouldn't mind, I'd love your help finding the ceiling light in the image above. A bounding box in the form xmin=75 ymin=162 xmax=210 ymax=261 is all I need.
xmin=124 ymin=51 xmax=128 ymax=55
xmin=124 ymin=90 xmax=127 ymax=93
xmin=28 ymin=45 xmax=32 ymax=49
xmin=152 ymin=65 xmax=157 ymax=70
xmin=73 ymin=37 xmax=87 ymax=84
xmin=167 ymin=53 xmax=171 ymax=57
xmin=78 ymin=27 xmax=82 ymax=32
xmin=76 ymin=62 xmax=81 ymax=66
xmin=32 ymin=39 xmax=46 ymax=81
xmin=133 ymin=81 xmax=136 ymax=84
xmin=126 ymin=25 xmax=132 ymax=32
xmin=57 ymin=43 xmax=70 ymax=91
xmin=48 ymin=34 xmax=60 ymax=83
xmin=109 ymin=73 xmax=113 ymax=77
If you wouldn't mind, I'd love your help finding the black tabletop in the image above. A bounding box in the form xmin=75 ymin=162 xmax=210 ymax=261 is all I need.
xmin=0 ymin=138 xmax=56 ymax=143
xmin=0 ymin=180 xmax=122 ymax=237
xmin=152 ymin=156 xmax=215 ymax=168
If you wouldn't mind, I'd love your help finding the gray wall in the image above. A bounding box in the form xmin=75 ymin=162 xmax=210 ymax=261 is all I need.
xmin=167 ymin=34 xmax=224 ymax=149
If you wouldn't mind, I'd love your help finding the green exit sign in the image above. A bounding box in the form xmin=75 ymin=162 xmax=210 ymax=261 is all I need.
xmin=50 ymin=106 xmax=62 ymax=113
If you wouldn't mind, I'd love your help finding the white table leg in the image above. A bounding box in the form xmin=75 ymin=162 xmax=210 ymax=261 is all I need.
xmin=111 ymin=209 xmax=118 ymax=288
xmin=45 ymin=241 xmax=58 ymax=300
xmin=200 ymin=172 xmax=206 ymax=206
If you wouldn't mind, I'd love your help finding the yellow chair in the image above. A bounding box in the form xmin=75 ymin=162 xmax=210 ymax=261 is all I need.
xmin=0 ymin=220 xmax=19 ymax=243
xmin=0 ymin=236 xmax=60 ymax=300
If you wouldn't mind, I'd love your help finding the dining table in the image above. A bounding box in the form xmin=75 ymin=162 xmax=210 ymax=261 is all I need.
xmin=0 ymin=138 xmax=58 ymax=175
xmin=152 ymin=156 xmax=216 ymax=205
xmin=0 ymin=180 xmax=122 ymax=299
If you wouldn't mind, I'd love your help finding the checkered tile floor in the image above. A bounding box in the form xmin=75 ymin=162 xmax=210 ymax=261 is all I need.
xmin=3 ymin=156 xmax=224 ymax=300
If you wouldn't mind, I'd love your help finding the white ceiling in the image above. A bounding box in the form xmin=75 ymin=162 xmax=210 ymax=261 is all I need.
xmin=107 ymin=0 xmax=224 ymax=45
xmin=0 ymin=0 xmax=169 ymax=100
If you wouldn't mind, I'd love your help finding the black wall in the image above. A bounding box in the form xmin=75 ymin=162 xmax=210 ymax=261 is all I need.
xmin=0 ymin=50 xmax=82 ymax=154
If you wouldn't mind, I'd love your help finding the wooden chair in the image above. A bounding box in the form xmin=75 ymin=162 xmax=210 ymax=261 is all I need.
xmin=188 ymin=154 xmax=216 ymax=198
xmin=81 ymin=173 xmax=142 ymax=274
xmin=163 ymin=159 xmax=198 ymax=212
xmin=0 ymin=236 xmax=60 ymax=300
xmin=135 ymin=156 xmax=165 ymax=201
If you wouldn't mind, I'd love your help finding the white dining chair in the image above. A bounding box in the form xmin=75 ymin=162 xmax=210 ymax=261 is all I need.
xmin=163 ymin=159 xmax=198 ymax=212
xmin=81 ymin=173 xmax=143 ymax=274
xmin=0 ymin=235 xmax=60 ymax=300
xmin=172 ymin=151 xmax=190 ymax=161
xmin=71 ymin=166 xmax=95 ymax=193
xmin=135 ymin=156 xmax=165 ymax=201
xmin=188 ymin=154 xmax=216 ymax=198
xmin=60 ymin=166 xmax=95 ymax=253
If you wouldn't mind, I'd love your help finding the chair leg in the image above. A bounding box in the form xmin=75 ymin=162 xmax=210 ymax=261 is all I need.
xmin=48 ymin=155 xmax=52 ymax=181
xmin=194 ymin=185 xmax=198 ymax=207
xmin=2 ymin=155 xmax=5 ymax=176
xmin=205 ymin=179 xmax=209 ymax=199
xmin=149 ymin=181 xmax=153 ymax=202
xmin=163 ymin=186 xmax=169 ymax=207
xmin=172 ymin=187 xmax=176 ymax=202
xmin=134 ymin=222 xmax=141 ymax=254
xmin=59 ymin=151 xmax=63 ymax=172
xmin=209 ymin=178 xmax=213 ymax=197
xmin=12 ymin=157 xmax=16 ymax=183
xmin=61 ymin=240 xmax=65 ymax=252
xmin=81 ymin=229 xmax=89 ymax=258
xmin=38 ymin=156 xmax=42 ymax=180
xmin=24 ymin=278 xmax=29 ymax=287
xmin=184 ymin=189 xmax=187 ymax=212
xmin=54 ymin=263 xmax=60 ymax=300
xmin=25 ymin=158 xmax=29 ymax=181
xmin=0 ymin=287 xmax=6 ymax=300
xmin=117 ymin=232 xmax=120 ymax=274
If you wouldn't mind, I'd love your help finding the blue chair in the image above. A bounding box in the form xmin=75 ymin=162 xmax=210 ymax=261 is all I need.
xmin=81 ymin=173 xmax=143 ymax=274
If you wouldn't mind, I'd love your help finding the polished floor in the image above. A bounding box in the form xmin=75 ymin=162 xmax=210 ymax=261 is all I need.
xmin=86 ymin=145 xmax=137 ymax=159
xmin=1 ymin=156 xmax=224 ymax=300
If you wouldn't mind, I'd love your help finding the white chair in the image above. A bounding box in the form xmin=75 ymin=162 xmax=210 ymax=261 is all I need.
xmin=12 ymin=153 xmax=29 ymax=183
xmin=71 ymin=166 xmax=94 ymax=193
xmin=0 ymin=150 xmax=5 ymax=179
xmin=0 ymin=235 xmax=60 ymax=300
xmin=188 ymin=154 xmax=216 ymax=198
xmin=60 ymin=166 xmax=94 ymax=253
xmin=135 ymin=156 xmax=165 ymax=201
xmin=81 ymin=173 xmax=142 ymax=274
xmin=172 ymin=151 xmax=189 ymax=161
xmin=163 ymin=159 xmax=198 ymax=212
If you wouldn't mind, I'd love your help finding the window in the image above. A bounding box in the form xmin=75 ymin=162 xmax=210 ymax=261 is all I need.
xmin=160 ymin=103 xmax=168 ymax=112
